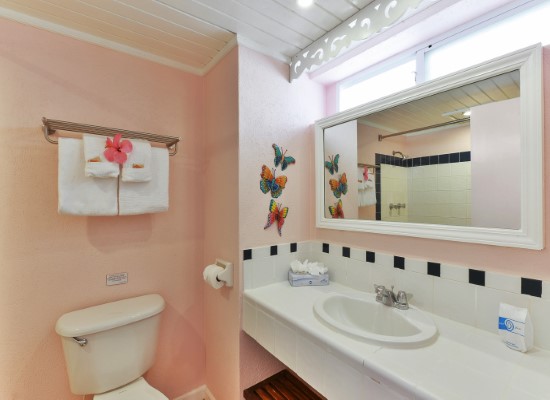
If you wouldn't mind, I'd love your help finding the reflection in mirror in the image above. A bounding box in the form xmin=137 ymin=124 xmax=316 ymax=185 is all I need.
xmin=324 ymin=71 xmax=520 ymax=229
xmin=316 ymin=45 xmax=542 ymax=249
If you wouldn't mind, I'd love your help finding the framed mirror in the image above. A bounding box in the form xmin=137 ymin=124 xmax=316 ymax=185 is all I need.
xmin=315 ymin=45 xmax=543 ymax=249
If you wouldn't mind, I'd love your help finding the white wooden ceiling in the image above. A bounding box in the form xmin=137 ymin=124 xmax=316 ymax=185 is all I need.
xmin=0 ymin=0 xmax=374 ymax=75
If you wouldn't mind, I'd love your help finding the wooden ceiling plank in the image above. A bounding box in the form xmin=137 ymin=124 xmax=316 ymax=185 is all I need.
xmin=1 ymin=0 xmax=211 ymax=67
xmin=272 ymin=0 xmax=343 ymax=31
xmin=236 ymin=0 xmax=325 ymax=40
xmin=98 ymin=0 xmax=231 ymax=50
xmin=176 ymin=0 xmax=312 ymax=49
xmin=124 ymin=0 xmax=234 ymax=43
xmin=45 ymin=0 xmax=218 ymax=57
xmin=158 ymin=0 xmax=301 ymax=57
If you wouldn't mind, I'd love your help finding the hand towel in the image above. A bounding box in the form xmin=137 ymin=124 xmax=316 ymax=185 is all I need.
xmin=121 ymin=139 xmax=152 ymax=182
xmin=359 ymin=171 xmax=377 ymax=207
xmin=58 ymin=137 xmax=118 ymax=216
xmin=83 ymin=134 xmax=120 ymax=178
xmin=118 ymin=147 xmax=169 ymax=215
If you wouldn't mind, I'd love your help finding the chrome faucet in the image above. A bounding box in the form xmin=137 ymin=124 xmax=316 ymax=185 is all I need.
xmin=374 ymin=284 xmax=409 ymax=310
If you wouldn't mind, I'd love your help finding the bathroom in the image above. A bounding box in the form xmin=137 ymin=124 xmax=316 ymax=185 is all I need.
xmin=0 ymin=0 xmax=549 ymax=399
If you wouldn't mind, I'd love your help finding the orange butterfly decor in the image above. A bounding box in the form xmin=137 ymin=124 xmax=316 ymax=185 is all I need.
xmin=260 ymin=165 xmax=287 ymax=198
xmin=328 ymin=199 xmax=344 ymax=219
xmin=264 ymin=199 xmax=289 ymax=236
xmin=329 ymin=173 xmax=348 ymax=198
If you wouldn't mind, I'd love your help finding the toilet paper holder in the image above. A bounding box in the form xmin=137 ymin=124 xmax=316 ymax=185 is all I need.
xmin=215 ymin=259 xmax=233 ymax=287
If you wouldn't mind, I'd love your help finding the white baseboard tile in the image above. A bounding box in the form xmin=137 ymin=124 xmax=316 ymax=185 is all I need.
xmin=173 ymin=385 xmax=216 ymax=400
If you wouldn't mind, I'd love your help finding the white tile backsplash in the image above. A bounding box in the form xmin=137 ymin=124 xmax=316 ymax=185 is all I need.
xmin=242 ymin=240 xmax=550 ymax=350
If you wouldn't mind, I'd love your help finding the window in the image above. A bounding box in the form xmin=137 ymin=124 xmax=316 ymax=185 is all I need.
xmin=425 ymin=1 xmax=550 ymax=80
xmin=337 ymin=0 xmax=550 ymax=112
xmin=338 ymin=58 xmax=416 ymax=112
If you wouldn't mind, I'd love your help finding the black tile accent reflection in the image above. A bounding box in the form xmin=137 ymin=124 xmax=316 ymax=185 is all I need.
xmin=439 ymin=154 xmax=450 ymax=164
xmin=460 ymin=151 xmax=471 ymax=162
xmin=290 ymin=242 xmax=297 ymax=253
xmin=450 ymin=152 xmax=460 ymax=163
xmin=394 ymin=256 xmax=405 ymax=270
xmin=243 ymin=249 xmax=252 ymax=260
xmin=270 ymin=245 xmax=278 ymax=256
xmin=343 ymin=247 xmax=350 ymax=258
xmin=521 ymin=278 xmax=542 ymax=297
xmin=366 ymin=251 xmax=375 ymax=263
xmin=427 ymin=262 xmax=441 ymax=277
xmin=322 ymin=243 xmax=329 ymax=253
xmin=469 ymin=269 xmax=486 ymax=286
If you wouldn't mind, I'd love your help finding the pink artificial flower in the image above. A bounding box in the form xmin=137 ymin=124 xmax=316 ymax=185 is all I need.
xmin=104 ymin=134 xmax=133 ymax=164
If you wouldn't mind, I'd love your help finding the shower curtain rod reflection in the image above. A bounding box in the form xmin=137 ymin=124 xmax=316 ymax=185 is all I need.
xmin=378 ymin=118 xmax=469 ymax=142
xmin=42 ymin=117 xmax=181 ymax=156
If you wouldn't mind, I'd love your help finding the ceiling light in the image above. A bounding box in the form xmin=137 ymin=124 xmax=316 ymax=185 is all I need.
xmin=463 ymin=110 xmax=471 ymax=117
xmin=297 ymin=0 xmax=314 ymax=8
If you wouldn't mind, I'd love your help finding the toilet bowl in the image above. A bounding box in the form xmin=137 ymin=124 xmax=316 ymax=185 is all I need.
xmin=56 ymin=294 xmax=168 ymax=399
xmin=94 ymin=377 xmax=168 ymax=400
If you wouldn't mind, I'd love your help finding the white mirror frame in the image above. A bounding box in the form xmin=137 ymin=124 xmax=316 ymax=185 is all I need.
xmin=315 ymin=45 xmax=543 ymax=249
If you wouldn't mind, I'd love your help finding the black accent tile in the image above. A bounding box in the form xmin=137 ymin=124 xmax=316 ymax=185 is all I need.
xmin=375 ymin=153 xmax=381 ymax=164
xmin=450 ymin=152 xmax=460 ymax=163
xmin=376 ymin=212 xmax=382 ymax=221
xmin=366 ymin=251 xmax=375 ymax=263
xmin=322 ymin=243 xmax=329 ymax=253
xmin=439 ymin=154 xmax=450 ymax=164
xmin=290 ymin=242 xmax=297 ymax=253
xmin=394 ymin=256 xmax=405 ymax=270
xmin=427 ymin=262 xmax=441 ymax=277
xmin=413 ymin=157 xmax=421 ymax=167
xmin=469 ymin=269 xmax=485 ymax=286
xmin=421 ymin=156 xmax=430 ymax=166
xmin=429 ymin=155 xmax=439 ymax=165
xmin=270 ymin=245 xmax=278 ymax=256
xmin=343 ymin=247 xmax=350 ymax=258
xmin=460 ymin=151 xmax=471 ymax=162
xmin=521 ymin=277 xmax=542 ymax=297
xmin=380 ymin=154 xmax=387 ymax=164
xmin=407 ymin=158 xmax=413 ymax=167
xmin=243 ymin=249 xmax=252 ymax=260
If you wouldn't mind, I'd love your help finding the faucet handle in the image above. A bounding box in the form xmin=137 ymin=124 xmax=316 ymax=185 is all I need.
xmin=395 ymin=290 xmax=409 ymax=309
xmin=374 ymin=284 xmax=385 ymax=294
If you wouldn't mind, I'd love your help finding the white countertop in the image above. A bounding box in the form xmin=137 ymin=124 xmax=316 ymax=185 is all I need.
xmin=243 ymin=282 xmax=550 ymax=400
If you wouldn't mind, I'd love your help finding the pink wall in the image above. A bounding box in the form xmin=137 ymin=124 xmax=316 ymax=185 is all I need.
xmin=314 ymin=47 xmax=550 ymax=281
xmin=203 ymin=47 xmax=241 ymax=400
xmin=0 ymin=19 xmax=205 ymax=399
xmin=237 ymin=46 xmax=325 ymax=393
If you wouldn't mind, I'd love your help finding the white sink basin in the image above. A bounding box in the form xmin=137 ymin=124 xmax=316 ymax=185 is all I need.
xmin=313 ymin=292 xmax=437 ymax=347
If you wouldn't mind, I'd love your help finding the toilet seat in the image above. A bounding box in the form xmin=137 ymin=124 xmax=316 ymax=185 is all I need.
xmin=94 ymin=377 xmax=168 ymax=400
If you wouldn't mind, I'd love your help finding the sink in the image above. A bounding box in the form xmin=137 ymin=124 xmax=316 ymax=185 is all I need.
xmin=313 ymin=292 xmax=437 ymax=347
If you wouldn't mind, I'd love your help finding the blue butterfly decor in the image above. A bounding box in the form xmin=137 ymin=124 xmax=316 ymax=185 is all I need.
xmin=273 ymin=143 xmax=296 ymax=171
xmin=325 ymin=154 xmax=339 ymax=175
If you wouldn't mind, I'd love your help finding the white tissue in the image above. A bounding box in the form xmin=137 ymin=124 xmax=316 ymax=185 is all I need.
xmin=290 ymin=259 xmax=328 ymax=276
xmin=203 ymin=264 xmax=224 ymax=289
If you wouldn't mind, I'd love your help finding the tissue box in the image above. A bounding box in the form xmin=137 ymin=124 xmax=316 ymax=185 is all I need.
xmin=288 ymin=271 xmax=329 ymax=287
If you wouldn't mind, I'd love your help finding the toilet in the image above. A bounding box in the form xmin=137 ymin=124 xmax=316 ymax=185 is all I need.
xmin=55 ymin=294 xmax=168 ymax=399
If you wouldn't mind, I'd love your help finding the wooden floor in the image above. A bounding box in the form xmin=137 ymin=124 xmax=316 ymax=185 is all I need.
xmin=243 ymin=369 xmax=326 ymax=400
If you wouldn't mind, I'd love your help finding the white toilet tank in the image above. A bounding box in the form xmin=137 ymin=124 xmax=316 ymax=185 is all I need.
xmin=55 ymin=294 xmax=165 ymax=395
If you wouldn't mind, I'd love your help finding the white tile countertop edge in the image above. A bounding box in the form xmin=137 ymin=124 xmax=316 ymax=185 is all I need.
xmin=243 ymin=282 xmax=550 ymax=400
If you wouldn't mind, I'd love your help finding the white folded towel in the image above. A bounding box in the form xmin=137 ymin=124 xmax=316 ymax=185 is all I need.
xmin=83 ymin=134 xmax=120 ymax=178
xmin=359 ymin=171 xmax=377 ymax=207
xmin=118 ymin=147 xmax=169 ymax=215
xmin=58 ymin=138 xmax=118 ymax=216
xmin=121 ymin=139 xmax=152 ymax=182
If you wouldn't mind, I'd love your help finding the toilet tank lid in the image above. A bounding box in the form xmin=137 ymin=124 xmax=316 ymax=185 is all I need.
xmin=55 ymin=294 xmax=165 ymax=337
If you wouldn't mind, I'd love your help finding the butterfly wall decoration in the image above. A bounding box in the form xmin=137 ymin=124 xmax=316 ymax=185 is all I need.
xmin=329 ymin=173 xmax=348 ymax=198
xmin=324 ymin=154 xmax=339 ymax=175
xmin=272 ymin=143 xmax=296 ymax=171
xmin=264 ymin=199 xmax=289 ymax=236
xmin=328 ymin=199 xmax=345 ymax=219
xmin=260 ymin=165 xmax=287 ymax=198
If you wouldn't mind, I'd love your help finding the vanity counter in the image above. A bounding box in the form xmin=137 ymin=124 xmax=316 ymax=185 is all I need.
xmin=243 ymin=282 xmax=550 ymax=400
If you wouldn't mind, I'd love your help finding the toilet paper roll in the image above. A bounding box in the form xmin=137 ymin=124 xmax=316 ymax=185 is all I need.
xmin=203 ymin=264 xmax=225 ymax=289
